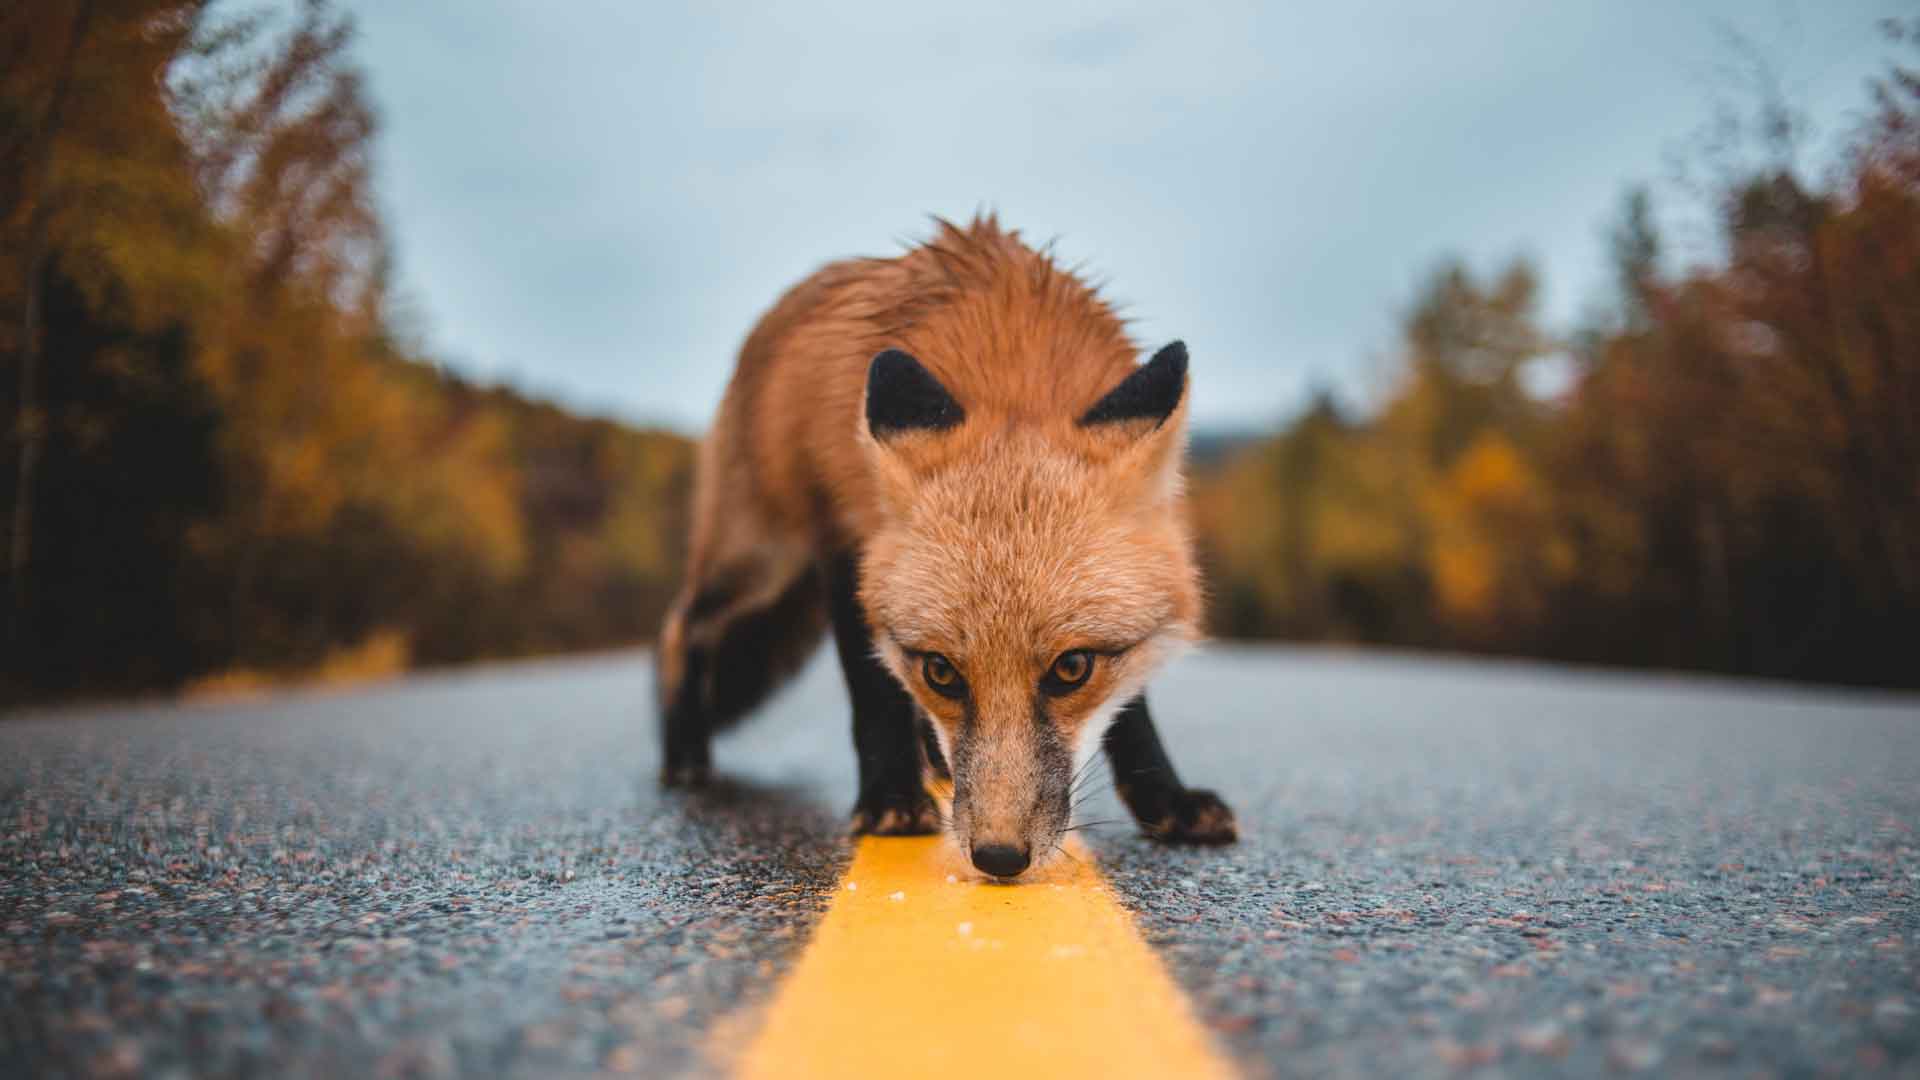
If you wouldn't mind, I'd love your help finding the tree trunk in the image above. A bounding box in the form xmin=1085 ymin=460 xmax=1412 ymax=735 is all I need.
xmin=8 ymin=213 xmax=50 ymax=642
xmin=6 ymin=0 xmax=94 ymax=647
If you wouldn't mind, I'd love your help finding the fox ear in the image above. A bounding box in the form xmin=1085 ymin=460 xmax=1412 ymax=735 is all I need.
xmin=1080 ymin=341 xmax=1187 ymax=431
xmin=865 ymin=349 xmax=964 ymax=440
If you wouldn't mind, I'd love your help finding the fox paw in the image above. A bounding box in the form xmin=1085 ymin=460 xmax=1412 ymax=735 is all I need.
xmin=1145 ymin=788 xmax=1238 ymax=845
xmin=850 ymin=789 xmax=942 ymax=836
xmin=661 ymin=761 xmax=711 ymax=788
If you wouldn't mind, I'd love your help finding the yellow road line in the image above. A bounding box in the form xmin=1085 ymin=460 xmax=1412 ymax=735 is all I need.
xmin=737 ymin=836 xmax=1234 ymax=1079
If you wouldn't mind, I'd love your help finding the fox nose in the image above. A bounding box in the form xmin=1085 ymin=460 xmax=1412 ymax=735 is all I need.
xmin=970 ymin=842 xmax=1031 ymax=878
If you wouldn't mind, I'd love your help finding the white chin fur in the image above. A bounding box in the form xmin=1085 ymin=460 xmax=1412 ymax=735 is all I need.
xmin=929 ymin=727 xmax=955 ymax=805
xmin=1070 ymin=692 xmax=1127 ymax=797
xmin=1067 ymin=631 xmax=1195 ymax=821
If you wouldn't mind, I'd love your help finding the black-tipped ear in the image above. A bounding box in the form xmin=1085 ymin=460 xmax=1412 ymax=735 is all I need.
xmin=866 ymin=349 xmax=964 ymax=439
xmin=1079 ymin=341 xmax=1188 ymax=429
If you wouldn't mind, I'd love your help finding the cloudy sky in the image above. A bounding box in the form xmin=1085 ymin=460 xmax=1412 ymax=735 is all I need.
xmin=335 ymin=1 xmax=1897 ymax=433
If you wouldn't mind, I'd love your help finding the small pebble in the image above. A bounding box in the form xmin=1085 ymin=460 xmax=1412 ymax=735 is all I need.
xmin=1607 ymin=1037 xmax=1662 ymax=1072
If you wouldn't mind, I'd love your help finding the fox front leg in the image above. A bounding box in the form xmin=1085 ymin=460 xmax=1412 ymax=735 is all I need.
xmin=1102 ymin=695 xmax=1237 ymax=844
xmin=824 ymin=553 xmax=942 ymax=836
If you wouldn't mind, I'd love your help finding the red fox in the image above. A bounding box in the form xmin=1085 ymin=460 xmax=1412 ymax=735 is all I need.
xmin=657 ymin=215 xmax=1236 ymax=878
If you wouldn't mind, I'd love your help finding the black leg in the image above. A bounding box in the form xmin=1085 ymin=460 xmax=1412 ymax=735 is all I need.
xmin=1103 ymin=694 xmax=1236 ymax=844
xmin=824 ymin=552 xmax=940 ymax=835
xmin=660 ymin=643 xmax=713 ymax=786
xmin=657 ymin=564 xmax=826 ymax=788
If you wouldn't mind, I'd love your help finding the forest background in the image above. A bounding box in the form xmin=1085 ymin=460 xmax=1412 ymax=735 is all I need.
xmin=4 ymin=3 xmax=1915 ymax=703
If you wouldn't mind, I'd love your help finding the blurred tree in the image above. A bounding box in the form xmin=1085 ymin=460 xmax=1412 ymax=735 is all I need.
xmin=1391 ymin=259 xmax=1545 ymax=463
xmin=3 ymin=0 xmax=211 ymax=643
xmin=168 ymin=1 xmax=389 ymax=653
xmin=1 ymin=1 xmax=698 ymax=704
xmin=1609 ymin=187 xmax=1661 ymax=335
xmin=1195 ymin=23 xmax=1920 ymax=687
xmin=1198 ymin=260 xmax=1552 ymax=651
xmin=21 ymin=267 xmax=223 ymax=690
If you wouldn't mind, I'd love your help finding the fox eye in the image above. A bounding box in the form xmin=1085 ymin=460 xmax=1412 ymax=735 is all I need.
xmin=1042 ymin=650 xmax=1095 ymax=694
xmin=922 ymin=653 xmax=966 ymax=699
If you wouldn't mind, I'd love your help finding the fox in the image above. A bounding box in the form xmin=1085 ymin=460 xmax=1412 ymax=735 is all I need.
xmin=655 ymin=215 xmax=1236 ymax=879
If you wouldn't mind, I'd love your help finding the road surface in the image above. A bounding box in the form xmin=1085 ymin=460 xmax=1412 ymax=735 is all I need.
xmin=3 ymin=647 xmax=1916 ymax=1077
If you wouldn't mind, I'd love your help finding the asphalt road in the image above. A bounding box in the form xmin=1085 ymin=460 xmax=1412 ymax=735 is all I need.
xmin=3 ymin=647 xmax=1916 ymax=1078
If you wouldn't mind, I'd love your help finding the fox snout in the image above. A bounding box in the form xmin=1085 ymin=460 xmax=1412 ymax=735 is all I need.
xmin=969 ymin=841 xmax=1031 ymax=877
xmin=948 ymin=721 xmax=1073 ymax=880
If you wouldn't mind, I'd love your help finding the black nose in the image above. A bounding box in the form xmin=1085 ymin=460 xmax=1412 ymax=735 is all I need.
xmin=970 ymin=843 xmax=1031 ymax=878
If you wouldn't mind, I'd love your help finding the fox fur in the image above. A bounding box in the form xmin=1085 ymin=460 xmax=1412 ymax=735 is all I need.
xmin=657 ymin=215 xmax=1235 ymax=878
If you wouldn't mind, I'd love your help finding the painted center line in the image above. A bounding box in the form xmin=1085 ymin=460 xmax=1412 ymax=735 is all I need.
xmin=737 ymin=836 xmax=1234 ymax=1079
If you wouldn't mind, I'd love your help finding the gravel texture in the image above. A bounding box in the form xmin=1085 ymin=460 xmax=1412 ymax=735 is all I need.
xmin=4 ymin=646 xmax=1917 ymax=1077
xmin=1096 ymin=648 xmax=1920 ymax=1077
xmin=1 ymin=656 xmax=847 ymax=1078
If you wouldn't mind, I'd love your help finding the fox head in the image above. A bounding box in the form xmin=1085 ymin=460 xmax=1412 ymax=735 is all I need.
xmin=857 ymin=343 xmax=1201 ymax=878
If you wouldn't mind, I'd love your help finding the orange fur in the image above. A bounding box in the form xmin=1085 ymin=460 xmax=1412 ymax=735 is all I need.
xmin=660 ymin=214 xmax=1203 ymax=866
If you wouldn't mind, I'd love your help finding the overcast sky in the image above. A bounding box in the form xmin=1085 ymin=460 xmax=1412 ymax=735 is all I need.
xmin=334 ymin=1 xmax=1898 ymax=433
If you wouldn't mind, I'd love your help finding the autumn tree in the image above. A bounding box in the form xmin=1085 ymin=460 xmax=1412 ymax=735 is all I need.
xmin=2 ymin=1 xmax=696 ymax=703
xmin=1197 ymin=19 xmax=1920 ymax=687
xmin=2 ymin=1 xmax=212 ymax=642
